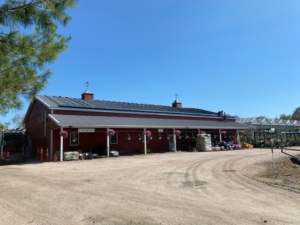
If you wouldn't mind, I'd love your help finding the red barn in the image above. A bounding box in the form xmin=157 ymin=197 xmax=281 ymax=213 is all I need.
xmin=24 ymin=90 xmax=254 ymax=160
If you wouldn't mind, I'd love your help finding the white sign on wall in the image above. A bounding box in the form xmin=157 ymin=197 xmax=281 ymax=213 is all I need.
xmin=158 ymin=129 xmax=163 ymax=132
xmin=78 ymin=128 xmax=95 ymax=133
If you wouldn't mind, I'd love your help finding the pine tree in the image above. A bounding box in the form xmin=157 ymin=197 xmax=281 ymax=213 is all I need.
xmin=0 ymin=0 xmax=78 ymax=114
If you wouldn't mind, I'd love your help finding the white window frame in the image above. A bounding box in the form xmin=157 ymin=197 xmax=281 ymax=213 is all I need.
xmin=70 ymin=132 xmax=79 ymax=146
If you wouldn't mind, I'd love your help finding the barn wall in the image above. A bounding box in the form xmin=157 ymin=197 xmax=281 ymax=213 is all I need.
xmin=24 ymin=101 xmax=52 ymax=158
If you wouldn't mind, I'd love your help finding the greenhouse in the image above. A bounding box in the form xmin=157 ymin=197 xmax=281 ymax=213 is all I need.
xmin=237 ymin=117 xmax=300 ymax=147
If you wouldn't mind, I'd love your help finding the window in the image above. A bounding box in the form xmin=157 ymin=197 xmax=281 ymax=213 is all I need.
xmin=70 ymin=133 xmax=79 ymax=146
xmin=110 ymin=132 xmax=118 ymax=144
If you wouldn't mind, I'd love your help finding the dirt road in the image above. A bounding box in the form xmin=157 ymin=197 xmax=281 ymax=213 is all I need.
xmin=0 ymin=149 xmax=299 ymax=225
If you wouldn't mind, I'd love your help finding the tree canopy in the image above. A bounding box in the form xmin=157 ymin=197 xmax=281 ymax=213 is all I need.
xmin=0 ymin=0 xmax=77 ymax=115
xmin=291 ymin=107 xmax=300 ymax=120
xmin=279 ymin=113 xmax=292 ymax=120
xmin=0 ymin=114 xmax=23 ymax=132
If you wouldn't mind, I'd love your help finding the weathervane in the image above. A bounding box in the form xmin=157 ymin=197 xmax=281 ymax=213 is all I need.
xmin=85 ymin=81 xmax=89 ymax=89
xmin=175 ymin=93 xmax=179 ymax=100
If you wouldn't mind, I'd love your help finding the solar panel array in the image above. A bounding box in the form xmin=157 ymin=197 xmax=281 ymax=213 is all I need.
xmin=39 ymin=95 xmax=218 ymax=116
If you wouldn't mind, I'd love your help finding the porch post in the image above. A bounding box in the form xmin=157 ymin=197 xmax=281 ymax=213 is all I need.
xmin=198 ymin=128 xmax=201 ymax=134
xmin=219 ymin=129 xmax=222 ymax=142
xmin=173 ymin=128 xmax=177 ymax=152
xmin=143 ymin=128 xmax=147 ymax=155
xmin=106 ymin=128 xmax=110 ymax=158
xmin=60 ymin=127 xmax=63 ymax=162
xmin=237 ymin=129 xmax=240 ymax=145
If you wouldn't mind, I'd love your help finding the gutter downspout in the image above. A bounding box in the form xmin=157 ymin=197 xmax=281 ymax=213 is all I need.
xmin=50 ymin=109 xmax=54 ymax=161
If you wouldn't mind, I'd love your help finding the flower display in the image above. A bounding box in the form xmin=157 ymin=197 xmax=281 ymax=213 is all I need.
xmin=145 ymin=130 xmax=152 ymax=137
xmin=59 ymin=130 xmax=68 ymax=139
xmin=220 ymin=131 xmax=227 ymax=134
xmin=106 ymin=129 xmax=115 ymax=137
xmin=174 ymin=130 xmax=181 ymax=136
xmin=200 ymin=131 xmax=206 ymax=134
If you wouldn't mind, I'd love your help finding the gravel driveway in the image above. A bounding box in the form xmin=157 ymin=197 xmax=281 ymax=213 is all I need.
xmin=0 ymin=149 xmax=299 ymax=225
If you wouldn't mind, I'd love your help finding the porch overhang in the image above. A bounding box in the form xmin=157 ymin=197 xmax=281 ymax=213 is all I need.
xmin=48 ymin=114 xmax=255 ymax=130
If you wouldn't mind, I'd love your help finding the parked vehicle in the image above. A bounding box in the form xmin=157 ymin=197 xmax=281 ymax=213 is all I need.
xmin=0 ymin=128 xmax=30 ymax=163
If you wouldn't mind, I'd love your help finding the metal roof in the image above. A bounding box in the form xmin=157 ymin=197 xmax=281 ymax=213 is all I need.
xmin=49 ymin=114 xmax=255 ymax=130
xmin=82 ymin=89 xmax=93 ymax=94
xmin=36 ymin=95 xmax=225 ymax=117
xmin=237 ymin=117 xmax=300 ymax=126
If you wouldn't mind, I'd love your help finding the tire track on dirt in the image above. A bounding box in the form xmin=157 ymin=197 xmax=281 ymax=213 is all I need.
xmin=224 ymin=151 xmax=278 ymax=194
xmin=184 ymin=156 xmax=221 ymax=197
xmin=207 ymin=151 xmax=267 ymax=198
xmin=214 ymin=150 xmax=299 ymax=206
xmin=222 ymin=156 xmax=262 ymax=192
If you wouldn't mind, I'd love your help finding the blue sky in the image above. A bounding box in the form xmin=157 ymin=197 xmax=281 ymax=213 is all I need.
xmin=2 ymin=0 xmax=300 ymax=126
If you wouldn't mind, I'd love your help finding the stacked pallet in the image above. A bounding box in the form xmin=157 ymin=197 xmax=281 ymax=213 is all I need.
xmin=196 ymin=134 xmax=212 ymax=151
xmin=55 ymin=151 xmax=80 ymax=161
xmin=242 ymin=142 xmax=253 ymax=149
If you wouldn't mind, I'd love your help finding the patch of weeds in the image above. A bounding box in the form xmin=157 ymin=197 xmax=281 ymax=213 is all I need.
xmin=254 ymin=154 xmax=300 ymax=189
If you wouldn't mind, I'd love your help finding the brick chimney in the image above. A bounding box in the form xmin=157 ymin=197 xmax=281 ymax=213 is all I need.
xmin=172 ymin=99 xmax=182 ymax=108
xmin=82 ymin=89 xmax=94 ymax=100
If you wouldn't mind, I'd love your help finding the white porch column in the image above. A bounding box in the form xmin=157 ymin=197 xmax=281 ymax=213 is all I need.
xmin=237 ymin=129 xmax=240 ymax=145
xmin=173 ymin=128 xmax=177 ymax=152
xmin=60 ymin=127 xmax=63 ymax=162
xmin=219 ymin=129 xmax=222 ymax=142
xmin=198 ymin=128 xmax=201 ymax=134
xmin=106 ymin=128 xmax=110 ymax=158
xmin=144 ymin=128 xmax=147 ymax=155
xmin=50 ymin=129 xmax=53 ymax=161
